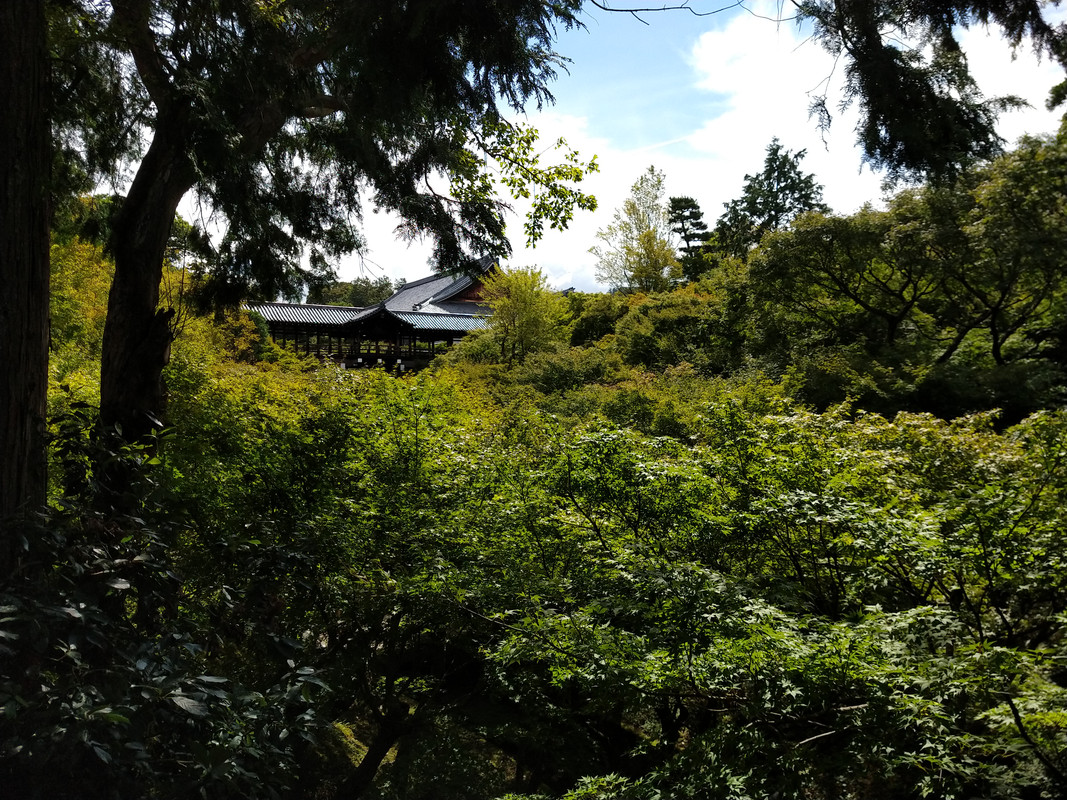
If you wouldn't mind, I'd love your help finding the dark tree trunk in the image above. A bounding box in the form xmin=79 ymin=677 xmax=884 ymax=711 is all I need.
xmin=335 ymin=702 xmax=413 ymax=799
xmin=100 ymin=122 xmax=194 ymax=444
xmin=0 ymin=0 xmax=50 ymax=545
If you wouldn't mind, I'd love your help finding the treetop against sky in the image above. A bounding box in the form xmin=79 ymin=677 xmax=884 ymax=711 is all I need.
xmin=332 ymin=0 xmax=1067 ymax=293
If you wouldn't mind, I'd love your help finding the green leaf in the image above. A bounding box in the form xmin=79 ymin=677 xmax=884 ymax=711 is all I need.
xmin=170 ymin=694 xmax=209 ymax=717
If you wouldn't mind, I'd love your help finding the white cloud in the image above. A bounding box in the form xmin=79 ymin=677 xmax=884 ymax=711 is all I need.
xmin=346 ymin=3 xmax=1065 ymax=292
xmin=685 ymin=11 xmax=883 ymax=212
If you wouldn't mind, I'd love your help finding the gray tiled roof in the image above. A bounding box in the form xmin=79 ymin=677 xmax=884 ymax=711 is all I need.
xmin=384 ymin=255 xmax=496 ymax=313
xmin=389 ymin=311 xmax=488 ymax=332
xmin=432 ymin=300 xmax=492 ymax=316
xmin=246 ymin=302 xmax=363 ymax=325
xmin=245 ymin=256 xmax=496 ymax=329
xmin=346 ymin=304 xmax=385 ymax=323
xmin=384 ymin=274 xmax=454 ymax=312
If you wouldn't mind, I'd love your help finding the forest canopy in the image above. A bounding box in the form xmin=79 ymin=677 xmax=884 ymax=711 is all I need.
xmin=3 ymin=1 xmax=1067 ymax=798
xmin=5 ymin=123 xmax=1067 ymax=797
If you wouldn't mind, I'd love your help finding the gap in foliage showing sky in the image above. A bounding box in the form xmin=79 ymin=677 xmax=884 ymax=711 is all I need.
xmin=344 ymin=1 xmax=1065 ymax=292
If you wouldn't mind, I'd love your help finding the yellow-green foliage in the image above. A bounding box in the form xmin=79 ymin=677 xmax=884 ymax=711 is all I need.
xmin=480 ymin=266 xmax=572 ymax=365
xmin=40 ymin=280 xmax=1067 ymax=799
xmin=305 ymin=722 xmax=370 ymax=793
xmin=32 ymin=216 xmax=1067 ymax=800
xmin=48 ymin=238 xmax=113 ymax=409
xmin=614 ymin=285 xmax=716 ymax=372
xmin=47 ymin=237 xmax=223 ymax=412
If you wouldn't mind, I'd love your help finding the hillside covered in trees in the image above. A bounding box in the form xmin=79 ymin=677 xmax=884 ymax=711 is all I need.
xmin=4 ymin=123 xmax=1067 ymax=798
xmin=3 ymin=1 xmax=1067 ymax=798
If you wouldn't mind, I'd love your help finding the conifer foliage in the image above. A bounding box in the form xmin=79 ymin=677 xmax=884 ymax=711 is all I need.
xmin=798 ymin=0 xmax=1067 ymax=178
xmin=713 ymin=138 xmax=828 ymax=261
xmin=668 ymin=196 xmax=711 ymax=281
xmin=55 ymin=0 xmax=593 ymax=443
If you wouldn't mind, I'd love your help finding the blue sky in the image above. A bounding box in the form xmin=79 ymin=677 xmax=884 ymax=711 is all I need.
xmin=549 ymin=7 xmax=719 ymax=149
xmin=345 ymin=1 xmax=1067 ymax=292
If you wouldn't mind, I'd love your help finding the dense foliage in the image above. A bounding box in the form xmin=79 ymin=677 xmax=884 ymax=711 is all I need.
xmin=8 ymin=129 xmax=1067 ymax=796
xmin=42 ymin=0 xmax=598 ymax=443
xmin=4 ymin=3 xmax=1067 ymax=781
xmin=592 ymin=125 xmax=1067 ymax=422
xmin=6 ymin=0 xmax=1065 ymax=528
xmin=308 ymin=276 xmax=397 ymax=308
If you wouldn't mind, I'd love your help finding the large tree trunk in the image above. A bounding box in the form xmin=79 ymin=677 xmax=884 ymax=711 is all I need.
xmin=0 ymin=0 xmax=50 ymax=544
xmin=100 ymin=124 xmax=194 ymax=444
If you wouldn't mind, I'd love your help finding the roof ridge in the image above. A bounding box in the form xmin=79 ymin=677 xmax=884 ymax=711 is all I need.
xmin=402 ymin=310 xmax=482 ymax=317
xmin=247 ymin=300 xmax=363 ymax=311
xmin=391 ymin=273 xmax=441 ymax=290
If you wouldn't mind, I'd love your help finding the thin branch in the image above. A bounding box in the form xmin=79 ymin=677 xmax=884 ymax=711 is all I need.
xmin=111 ymin=0 xmax=174 ymax=110
xmin=1005 ymin=695 xmax=1067 ymax=789
xmin=795 ymin=729 xmax=838 ymax=747
xmin=588 ymin=0 xmax=745 ymax=25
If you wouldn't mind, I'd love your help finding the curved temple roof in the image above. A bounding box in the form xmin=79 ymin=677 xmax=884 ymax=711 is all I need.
xmin=367 ymin=310 xmax=486 ymax=334
xmin=245 ymin=256 xmax=496 ymax=334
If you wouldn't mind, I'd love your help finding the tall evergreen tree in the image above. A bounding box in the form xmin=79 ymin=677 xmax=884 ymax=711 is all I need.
xmin=55 ymin=0 xmax=594 ymax=444
xmin=0 ymin=0 xmax=49 ymax=539
xmin=714 ymin=138 xmax=829 ymax=261
xmin=798 ymin=0 xmax=1066 ymax=180
xmin=668 ymin=196 xmax=711 ymax=281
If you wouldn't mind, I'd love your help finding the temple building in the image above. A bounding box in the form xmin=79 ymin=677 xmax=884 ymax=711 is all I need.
xmin=246 ymin=256 xmax=495 ymax=370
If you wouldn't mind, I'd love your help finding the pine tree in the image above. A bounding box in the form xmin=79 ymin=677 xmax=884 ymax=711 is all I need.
xmin=714 ymin=138 xmax=829 ymax=261
xmin=668 ymin=196 xmax=711 ymax=281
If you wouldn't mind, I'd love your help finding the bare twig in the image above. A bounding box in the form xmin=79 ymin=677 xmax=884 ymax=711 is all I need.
xmin=795 ymin=729 xmax=838 ymax=747
xmin=588 ymin=0 xmax=745 ymax=25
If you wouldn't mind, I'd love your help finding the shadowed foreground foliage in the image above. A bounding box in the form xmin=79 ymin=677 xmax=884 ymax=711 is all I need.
xmin=8 ymin=281 xmax=1067 ymax=799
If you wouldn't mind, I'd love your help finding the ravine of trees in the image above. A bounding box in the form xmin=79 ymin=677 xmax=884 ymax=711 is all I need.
xmin=3 ymin=1 xmax=1067 ymax=797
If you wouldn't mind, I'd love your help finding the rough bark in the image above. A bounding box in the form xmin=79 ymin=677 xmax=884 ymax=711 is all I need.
xmin=0 ymin=0 xmax=50 ymax=545
xmin=100 ymin=121 xmax=195 ymax=443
